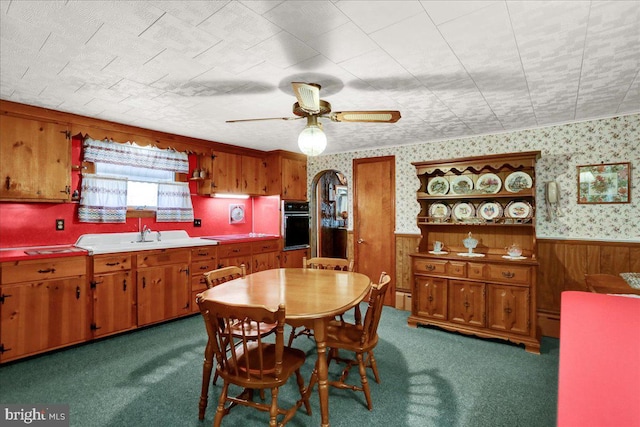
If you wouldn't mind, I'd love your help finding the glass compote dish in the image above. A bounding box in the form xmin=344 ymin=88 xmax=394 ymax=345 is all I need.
xmin=463 ymin=232 xmax=478 ymax=255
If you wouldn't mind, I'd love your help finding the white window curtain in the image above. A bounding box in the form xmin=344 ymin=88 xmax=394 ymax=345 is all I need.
xmin=156 ymin=182 xmax=194 ymax=222
xmin=78 ymin=175 xmax=128 ymax=223
xmin=83 ymin=137 xmax=189 ymax=173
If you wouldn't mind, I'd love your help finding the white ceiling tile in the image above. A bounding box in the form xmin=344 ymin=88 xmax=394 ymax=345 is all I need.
xmin=336 ymin=0 xmax=424 ymax=34
xmin=146 ymin=0 xmax=229 ymax=26
xmin=138 ymin=12 xmax=220 ymax=58
xmin=264 ymin=1 xmax=349 ymax=42
xmin=420 ymin=0 xmax=498 ymax=26
xmin=197 ymin=1 xmax=281 ymax=49
xmin=306 ymin=22 xmax=378 ymax=64
xmin=250 ymin=31 xmax=320 ymax=69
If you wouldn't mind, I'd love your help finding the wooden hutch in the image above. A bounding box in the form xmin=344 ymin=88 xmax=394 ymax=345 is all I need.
xmin=409 ymin=151 xmax=541 ymax=353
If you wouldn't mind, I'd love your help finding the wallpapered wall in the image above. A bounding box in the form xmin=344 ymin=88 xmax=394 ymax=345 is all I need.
xmin=307 ymin=114 xmax=639 ymax=242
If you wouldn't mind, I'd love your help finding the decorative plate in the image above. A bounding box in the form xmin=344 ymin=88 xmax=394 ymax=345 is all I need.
xmin=452 ymin=202 xmax=476 ymax=221
xmin=505 ymin=171 xmax=533 ymax=193
xmin=429 ymin=202 xmax=451 ymax=220
xmin=505 ymin=201 xmax=533 ymax=219
xmin=450 ymin=175 xmax=474 ymax=195
xmin=477 ymin=201 xmax=503 ymax=220
xmin=476 ymin=173 xmax=502 ymax=193
xmin=427 ymin=177 xmax=449 ymax=195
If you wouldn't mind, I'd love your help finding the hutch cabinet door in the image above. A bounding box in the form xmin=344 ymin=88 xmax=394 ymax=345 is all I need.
xmin=448 ymin=280 xmax=485 ymax=327
xmin=487 ymin=284 xmax=530 ymax=335
xmin=0 ymin=115 xmax=71 ymax=201
xmin=414 ymin=276 xmax=448 ymax=320
xmin=92 ymin=271 xmax=136 ymax=337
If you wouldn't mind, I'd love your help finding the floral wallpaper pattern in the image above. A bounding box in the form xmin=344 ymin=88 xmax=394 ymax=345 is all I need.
xmin=307 ymin=114 xmax=640 ymax=241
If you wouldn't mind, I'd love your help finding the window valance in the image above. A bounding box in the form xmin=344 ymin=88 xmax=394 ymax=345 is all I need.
xmin=83 ymin=137 xmax=189 ymax=173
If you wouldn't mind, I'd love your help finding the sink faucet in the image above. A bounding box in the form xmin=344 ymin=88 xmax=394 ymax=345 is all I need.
xmin=139 ymin=225 xmax=152 ymax=242
xmin=156 ymin=230 xmax=161 ymax=242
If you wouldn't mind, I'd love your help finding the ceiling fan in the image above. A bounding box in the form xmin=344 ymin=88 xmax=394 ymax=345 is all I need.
xmin=226 ymin=82 xmax=401 ymax=156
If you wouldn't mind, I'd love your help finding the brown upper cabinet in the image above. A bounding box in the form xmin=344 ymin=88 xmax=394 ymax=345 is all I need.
xmin=266 ymin=150 xmax=308 ymax=200
xmin=0 ymin=114 xmax=71 ymax=202
xmin=197 ymin=150 xmax=267 ymax=196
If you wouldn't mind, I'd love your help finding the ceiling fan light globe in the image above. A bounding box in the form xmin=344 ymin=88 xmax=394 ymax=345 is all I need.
xmin=298 ymin=125 xmax=327 ymax=156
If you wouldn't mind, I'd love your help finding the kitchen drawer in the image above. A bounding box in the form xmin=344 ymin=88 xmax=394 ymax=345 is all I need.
xmin=2 ymin=256 xmax=87 ymax=284
xmin=93 ymin=253 xmax=132 ymax=273
xmin=218 ymin=243 xmax=252 ymax=258
xmin=192 ymin=259 xmax=217 ymax=276
xmin=137 ymin=249 xmax=190 ymax=268
xmin=413 ymin=258 xmax=447 ymax=275
xmin=191 ymin=275 xmax=208 ymax=292
xmin=486 ymin=264 xmax=530 ymax=285
xmin=252 ymin=240 xmax=280 ymax=253
xmin=468 ymin=263 xmax=486 ymax=280
xmin=191 ymin=246 xmax=217 ymax=260
xmin=447 ymin=261 xmax=466 ymax=277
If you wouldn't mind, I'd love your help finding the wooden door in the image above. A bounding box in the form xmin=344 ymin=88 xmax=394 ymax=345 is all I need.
xmin=0 ymin=115 xmax=70 ymax=201
xmin=92 ymin=271 xmax=135 ymax=337
xmin=353 ymin=156 xmax=395 ymax=305
xmin=0 ymin=277 xmax=89 ymax=362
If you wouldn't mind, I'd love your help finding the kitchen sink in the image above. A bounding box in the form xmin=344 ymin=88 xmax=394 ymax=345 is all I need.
xmin=74 ymin=231 xmax=219 ymax=255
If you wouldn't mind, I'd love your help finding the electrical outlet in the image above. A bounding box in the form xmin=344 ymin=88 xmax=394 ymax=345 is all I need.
xmin=56 ymin=219 xmax=65 ymax=231
xmin=194 ymin=218 xmax=202 ymax=227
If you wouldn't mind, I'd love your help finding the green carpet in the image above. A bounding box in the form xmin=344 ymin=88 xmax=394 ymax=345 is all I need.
xmin=0 ymin=306 xmax=558 ymax=426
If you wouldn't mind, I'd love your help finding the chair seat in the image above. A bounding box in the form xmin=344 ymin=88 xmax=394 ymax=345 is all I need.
xmin=326 ymin=322 xmax=378 ymax=353
xmin=225 ymin=344 xmax=307 ymax=386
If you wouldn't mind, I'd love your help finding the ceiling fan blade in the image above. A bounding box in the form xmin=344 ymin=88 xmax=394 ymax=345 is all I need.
xmin=226 ymin=116 xmax=304 ymax=123
xmin=329 ymin=111 xmax=401 ymax=123
xmin=292 ymin=82 xmax=321 ymax=114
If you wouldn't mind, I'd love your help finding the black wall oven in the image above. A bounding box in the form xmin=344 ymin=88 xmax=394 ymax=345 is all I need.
xmin=282 ymin=201 xmax=310 ymax=250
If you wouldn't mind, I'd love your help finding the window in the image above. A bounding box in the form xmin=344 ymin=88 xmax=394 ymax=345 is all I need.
xmin=79 ymin=137 xmax=193 ymax=223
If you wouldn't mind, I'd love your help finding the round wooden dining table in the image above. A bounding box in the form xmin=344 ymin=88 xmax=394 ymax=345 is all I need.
xmin=198 ymin=267 xmax=372 ymax=427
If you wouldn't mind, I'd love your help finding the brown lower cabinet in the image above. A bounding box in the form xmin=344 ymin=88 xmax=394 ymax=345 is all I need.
xmin=136 ymin=249 xmax=191 ymax=326
xmin=0 ymin=238 xmax=299 ymax=363
xmin=409 ymin=254 xmax=539 ymax=353
xmin=0 ymin=257 xmax=89 ymax=363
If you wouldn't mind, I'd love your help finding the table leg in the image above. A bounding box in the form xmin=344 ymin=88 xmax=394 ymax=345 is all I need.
xmin=313 ymin=317 xmax=330 ymax=427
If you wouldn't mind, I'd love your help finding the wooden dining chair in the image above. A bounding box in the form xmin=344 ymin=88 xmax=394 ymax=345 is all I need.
xmin=199 ymin=264 xmax=276 ymax=419
xmin=196 ymin=299 xmax=311 ymax=426
xmin=308 ymin=272 xmax=391 ymax=410
xmin=287 ymin=256 xmax=355 ymax=346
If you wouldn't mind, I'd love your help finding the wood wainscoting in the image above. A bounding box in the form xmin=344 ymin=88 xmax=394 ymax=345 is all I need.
xmin=394 ymin=235 xmax=639 ymax=338
xmin=537 ymin=238 xmax=640 ymax=338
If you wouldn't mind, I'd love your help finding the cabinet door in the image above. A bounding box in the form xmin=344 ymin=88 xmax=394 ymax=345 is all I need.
xmin=137 ymin=264 xmax=190 ymax=326
xmin=487 ymin=284 xmax=530 ymax=335
xmin=0 ymin=115 xmax=70 ymax=201
xmin=414 ymin=276 xmax=447 ymax=320
xmin=0 ymin=277 xmax=89 ymax=362
xmin=448 ymin=280 xmax=485 ymax=327
xmin=280 ymin=248 xmax=309 ymax=268
xmin=92 ymin=271 xmax=135 ymax=337
xmin=253 ymin=251 xmax=280 ymax=272
xmin=218 ymin=256 xmax=253 ymax=273
xmin=282 ymin=157 xmax=307 ymax=200
xmin=241 ymin=155 xmax=266 ymax=195
xmin=212 ymin=151 xmax=241 ymax=193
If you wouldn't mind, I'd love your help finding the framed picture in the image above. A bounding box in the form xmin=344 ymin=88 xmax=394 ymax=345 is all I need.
xmin=577 ymin=162 xmax=631 ymax=204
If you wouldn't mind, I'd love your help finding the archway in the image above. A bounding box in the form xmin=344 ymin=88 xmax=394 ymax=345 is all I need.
xmin=311 ymin=170 xmax=348 ymax=258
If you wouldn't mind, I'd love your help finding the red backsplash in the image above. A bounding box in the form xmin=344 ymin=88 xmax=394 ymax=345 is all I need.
xmin=0 ymin=137 xmax=280 ymax=247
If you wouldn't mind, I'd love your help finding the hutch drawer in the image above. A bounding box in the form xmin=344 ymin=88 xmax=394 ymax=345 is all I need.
xmin=413 ymin=258 xmax=447 ymax=274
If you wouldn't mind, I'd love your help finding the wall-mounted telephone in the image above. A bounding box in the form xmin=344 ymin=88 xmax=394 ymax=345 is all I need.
xmin=545 ymin=181 xmax=562 ymax=220
xmin=546 ymin=181 xmax=559 ymax=204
